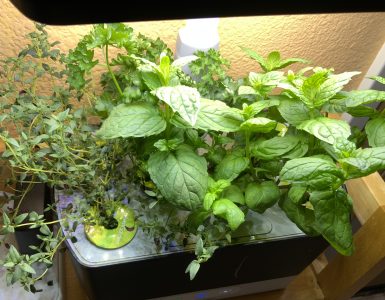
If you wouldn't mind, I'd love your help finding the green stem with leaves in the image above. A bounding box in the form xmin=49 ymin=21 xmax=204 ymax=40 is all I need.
xmin=105 ymin=44 xmax=123 ymax=97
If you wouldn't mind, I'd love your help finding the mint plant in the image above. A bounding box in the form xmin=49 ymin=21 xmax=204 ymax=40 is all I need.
xmin=1 ymin=22 xmax=385 ymax=288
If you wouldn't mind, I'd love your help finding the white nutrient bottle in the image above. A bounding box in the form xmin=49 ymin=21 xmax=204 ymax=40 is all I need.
xmin=175 ymin=18 xmax=220 ymax=75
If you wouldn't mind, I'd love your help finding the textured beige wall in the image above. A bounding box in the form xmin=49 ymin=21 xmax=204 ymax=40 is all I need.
xmin=1 ymin=0 xmax=385 ymax=89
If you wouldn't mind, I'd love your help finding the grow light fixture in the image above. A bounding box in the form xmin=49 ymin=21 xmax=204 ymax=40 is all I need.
xmin=9 ymin=0 xmax=385 ymax=25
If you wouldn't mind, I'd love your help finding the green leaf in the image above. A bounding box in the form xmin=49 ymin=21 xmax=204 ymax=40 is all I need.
xmin=148 ymin=145 xmax=208 ymax=210
xmin=195 ymin=237 xmax=204 ymax=256
xmin=8 ymin=246 xmax=20 ymax=263
xmin=248 ymin=71 xmax=283 ymax=96
xmin=141 ymin=71 xmax=162 ymax=90
xmin=19 ymin=263 xmax=36 ymax=274
xmin=39 ymin=224 xmax=51 ymax=235
xmin=96 ymin=103 xmax=166 ymax=138
xmin=341 ymin=90 xmax=385 ymax=107
xmin=300 ymin=71 xmax=360 ymax=108
xmin=246 ymin=99 xmax=280 ymax=117
xmin=186 ymin=210 xmax=211 ymax=232
xmin=194 ymin=99 xmax=243 ymax=132
xmin=310 ymin=189 xmax=353 ymax=256
xmin=347 ymin=105 xmax=379 ymax=118
xmin=278 ymin=97 xmax=315 ymax=126
xmin=185 ymin=260 xmax=200 ymax=280
xmin=154 ymin=138 xmax=183 ymax=152
xmin=158 ymin=53 xmax=171 ymax=84
xmin=2 ymin=212 xmax=10 ymax=226
xmin=280 ymin=157 xmax=345 ymax=190
xmin=7 ymin=138 xmax=20 ymax=148
xmin=266 ymin=51 xmax=281 ymax=71
xmin=245 ymin=181 xmax=280 ymax=213
xmin=278 ymin=58 xmax=309 ymax=69
xmin=238 ymin=86 xmax=257 ymax=95
xmin=298 ymin=117 xmax=351 ymax=144
xmin=252 ymin=135 xmax=300 ymax=160
xmin=279 ymin=194 xmax=319 ymax=236
xmin=203 ymin=193 xmax=216 ymax=211
xmin=282 ymin=137 xmax=309 ymax=159
xmin=222 ymin=185 xmax=245 ymax=205
xmin=212 ymin=198 xmax=245 ymax=230
xmin=288 ymin=184 xmax=307 ymax=204
xmin=366 ymin=118 xmax=385 ymax=147
xmin=240 ymin=47 xmax=267 ymax=72
xmin=154 ymin=85 xmax=201 ymax=126
xmin=14 ymin=213 xmax=28 ymax=225
xmin=214 ymin=151 xmax=249 ymax=181
xmin=208 ymin=179 xmax=231 ymax=194
xmin=370 ymin=75 xmax=385 ymax=85
xmin=240 ymin=117 xmax=276 ymax=133
xmin=339 ymin=147 xmax=385 ymax=179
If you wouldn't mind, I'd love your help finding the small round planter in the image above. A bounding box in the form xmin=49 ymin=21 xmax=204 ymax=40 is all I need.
xmin=84 ymin=205 xmax=137 ymax=249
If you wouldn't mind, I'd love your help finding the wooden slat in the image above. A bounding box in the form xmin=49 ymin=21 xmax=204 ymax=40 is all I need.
xmin=346 ymin=172 xmax=385 ymax=224
xmin=60 ymin=249 xmax=89 ymax=300
xmin=317 ymin=205 xmax=385 ymax=300
xmin=232 ymin=264 xmax=325 ymax=300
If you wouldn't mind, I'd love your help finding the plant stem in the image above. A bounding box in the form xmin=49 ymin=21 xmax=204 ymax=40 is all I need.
xmin=14 ymin=219 xmax=65 ymax=228
xmin=245 ymin=131 xmax=251 ymax=160
xmin=105 ymin=45 xmax=123 ymax=97
xmin=164 ymin=105 xmax=172 ymax=139
xmin=13 ymin=176 xmax=35 ymax=218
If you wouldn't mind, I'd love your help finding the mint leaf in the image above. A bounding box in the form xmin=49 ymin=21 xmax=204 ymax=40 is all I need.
xmin=154 ymin=85 xmax=201 ymax=126
xmin=238 ymin=86 xmax=257 ymax=95
xmin=186 ymin=210 xmax=211 ymax=232
xmin=222 ymin=185 xmax=245 ymax=205
xmin=278 ymin=97 xmax=316 ymax=126
xmin=341 ymin=90 xmax=385 ymax=107
xmin=148 ymin=145 xmax=208 ymax=210
xmin=154 ymin=138 xmax=183 ymax=152
xmin=310 ymin=189 xmax=353 ymax=256
xmin=214 ymin=151 xmax=249 ymax=181
xmin=370 ymin=75 xmax=385 ymax=85
xmin=252 ymin=135 xmax=300 ymax=160
xmin=339 ymin=146 xmax=385 ymax=179
xmin=212 ymin=199 xmax=245 ymax=230
xmin=279 ymin=194 xmax=319 ymax=236
xmin=266 ymin=51 xmax=281 ymax=71
xmin=240 ymin=117 xmax=276 ymax=133
xmin=203 ymin=193 xmax=216 ymax=211
xmin=300 ymin=71 xmax=359 ymax=108
xmin=347 ymin=105 xmax=379 ymax=117
xmin=245 ymin=181 xmax=280 ymax=213
xmin=278 ymin=58 xmax=309 ymax=69
xmin=241 ymin=47 xmax=268 ymax=72
xmin=280 ymin=157 xmax=344 ymax=190
xmin=96 ymin=103 xmax=166 ymax=138
xmin=194 ymin=99 xmax=243 ymax=132
xmin=288 ymin=184 xmax=307 ymax=204
xmin=246 ymin=99 xmax=280 ymax=117
xmin=282 ymin=136 xmax=309 ymax=159
xmin=248 ymin=71 xmax=284 ymax=96
xmin=141 ymin=71 xmax=162 ymax=90
xmin=298 ymin=117 xmax=350 ymax=144
xmin=365 ymin=118 xmax=385 ymax=147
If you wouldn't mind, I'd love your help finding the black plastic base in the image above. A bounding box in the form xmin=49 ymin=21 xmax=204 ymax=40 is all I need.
xmin=68 ymin=234 xmax=328 ymax=300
